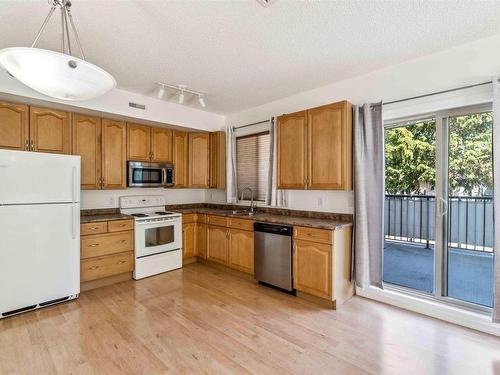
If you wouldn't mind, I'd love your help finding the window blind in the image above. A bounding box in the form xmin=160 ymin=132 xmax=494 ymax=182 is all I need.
xmin=236 ymin=132 xmax=270 ymax=201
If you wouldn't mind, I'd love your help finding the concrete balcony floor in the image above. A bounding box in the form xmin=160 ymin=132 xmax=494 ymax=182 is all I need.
xmin=383 ymin=240 xmax=494 ymax=307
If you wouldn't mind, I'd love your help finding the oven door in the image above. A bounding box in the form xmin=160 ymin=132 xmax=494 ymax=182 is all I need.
xmin=135 ymin=217 xmax=181 ymax=258
xmin=128 ymin=161 xmax=168 ymax=187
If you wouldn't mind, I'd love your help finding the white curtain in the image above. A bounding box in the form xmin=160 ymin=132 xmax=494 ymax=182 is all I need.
xmin=492 ymin=78 xmax=500 ymax=322
xmin=265 ymin=117 xmax=286 ymax=207
xmin=226 ymin=126 xmax=238 ymax=203
xmin=353 ymin=102 xmax=384 ymax=289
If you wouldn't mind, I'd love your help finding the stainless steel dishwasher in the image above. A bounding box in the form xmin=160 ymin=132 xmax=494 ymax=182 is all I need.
xmin=254 ymin=222 xmax=295 ymax=293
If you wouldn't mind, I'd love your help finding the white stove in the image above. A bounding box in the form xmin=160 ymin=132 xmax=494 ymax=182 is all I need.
xmin=120 ymin=195 xmax=182 ymax=279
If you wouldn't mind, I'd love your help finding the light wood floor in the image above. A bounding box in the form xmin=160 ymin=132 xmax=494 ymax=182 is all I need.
xmin=1 ymin=263 xmax=500 ymax=375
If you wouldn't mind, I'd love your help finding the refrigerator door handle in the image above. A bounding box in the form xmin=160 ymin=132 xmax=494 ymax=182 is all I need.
xmin=72 ymin=166 xmax=78 ymax=203
xmin=72 ymin=204 xmax=77 ymax=240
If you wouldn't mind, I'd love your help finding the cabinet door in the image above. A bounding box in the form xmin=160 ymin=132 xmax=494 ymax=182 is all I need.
xmin=0 ymin=101 xmax=29 ymax=151
xmin=72 ymin=114 xmax=101 ymax=189
xmin=188 ymin=132 xmax=210 ymax=188
xmin=30 ymin=107 xmax=70 ymax=154
xmin=172 ymin=131 xmax=189 ymax=188
xmin=101 ymin=119 xmax=127 ymax=189
xmin=196 ymin=222 xmax=207 ymax=259
xmin=229 ymin=228 xmax=254 ymax=274
xmin=127 ymin=123 xmax=151 ymax=161
xmin=207 ymin=225 xmax=228 ymax=265
xmin=182 ymin=222 xmax=197 ymax=259
xmin=151 ymin=127 xmax=172 ymax=163
xmin=307 ymin=101 xmax=352 ymax=190
xmin=209 ymin=131 xmax=226 ymax=189
xmin=293 ymin=239 xmax=332 ymax=299
xmin=277 ymin=111 xmax=307 ymax=189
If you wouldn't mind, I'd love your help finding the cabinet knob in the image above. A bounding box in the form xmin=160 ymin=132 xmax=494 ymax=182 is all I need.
xmin=89 ymin=243 xmax=100 ymax=247
xmin=89 ymin=266 xmax=99 ymax=270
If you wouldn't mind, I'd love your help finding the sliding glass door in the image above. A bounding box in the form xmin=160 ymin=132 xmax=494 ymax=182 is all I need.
xmin=384 ymin=105 xmax=494 ymax=310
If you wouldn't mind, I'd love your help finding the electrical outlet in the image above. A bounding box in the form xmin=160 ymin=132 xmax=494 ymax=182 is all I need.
xmin=317 ymin=197 xmax=323 ymax=207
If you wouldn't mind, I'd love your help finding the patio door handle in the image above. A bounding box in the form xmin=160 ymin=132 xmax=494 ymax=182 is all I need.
xmin=439 ymin=197 xmax=448 ymax=217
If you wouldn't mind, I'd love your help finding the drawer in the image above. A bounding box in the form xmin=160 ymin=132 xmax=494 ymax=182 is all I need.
xmin=81 ymin=221 xmax=107 ymax=236
xmin=81 ymin=231 xmax=134 ymax=259
xmin=207 ymin=215 xmax=229 ymax=227
xmin=108 ymin=219 xmax=134 ymax=233
xmin=183 ymin=213 xmax=198 ymax=224
xmin=229 ymin=217 xmax=254 ymax=231
xmin=81 ymin=252 xmax=134 ymax=282
xmin=293 ymin=226 xmax=333 ymax=245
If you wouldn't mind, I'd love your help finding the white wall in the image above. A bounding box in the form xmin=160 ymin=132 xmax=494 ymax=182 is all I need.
xmin=0 ymin=76 xmax=225 ymax=132
xmin=81 ymin=188 xmax=208 ymax=210
xmin=225 ymin=33 xmax=500 ymax=214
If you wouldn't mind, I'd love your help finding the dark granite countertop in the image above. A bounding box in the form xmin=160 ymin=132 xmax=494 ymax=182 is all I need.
xmin=80 ymin=209 xmax=132 ymax=224
xmin=170 ymin=206 xmax=352 ymax=230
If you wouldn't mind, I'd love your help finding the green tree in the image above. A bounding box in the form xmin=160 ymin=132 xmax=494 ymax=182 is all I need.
xmin=384 ymin=112 xmax=493 ymax=196
xmin=385 ymin=120 xmax=436 ymax=194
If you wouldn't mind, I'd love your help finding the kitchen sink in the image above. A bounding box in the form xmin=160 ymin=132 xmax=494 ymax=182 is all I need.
xmin=231 ymin=210 xmax=256 ymax=216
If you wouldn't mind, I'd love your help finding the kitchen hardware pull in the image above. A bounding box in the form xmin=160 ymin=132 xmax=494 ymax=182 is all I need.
xmin=117 ymin=260 xmax=127 ymax=264
xmin=30 ymin=139 xmax=34 ymax=151
xmin=90 ymin=226 xmax=99 ymax=230
xmin=89 ymin=266 xmax=99 ymax=270
xmin=120 ymin=240 xmax=127 ymax=243
xmin=24 ymin=139 xmax=29 ymax=150
xmin=119 ymin=224 xmax=126 ymax=227
xmin=89 ymin=243 xmax=99 ymax=247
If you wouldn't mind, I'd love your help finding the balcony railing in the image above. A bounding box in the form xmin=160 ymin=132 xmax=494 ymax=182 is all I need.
xmin=384 ymin=194 xmax=494 ymax=252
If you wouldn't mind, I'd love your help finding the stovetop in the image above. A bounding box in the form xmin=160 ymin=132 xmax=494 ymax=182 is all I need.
xmin=119 ymin=195 xmax=181 ymax=221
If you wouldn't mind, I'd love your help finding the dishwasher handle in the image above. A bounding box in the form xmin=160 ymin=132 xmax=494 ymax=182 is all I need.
xmin=254 ymin=222 xmax=293 ymax=236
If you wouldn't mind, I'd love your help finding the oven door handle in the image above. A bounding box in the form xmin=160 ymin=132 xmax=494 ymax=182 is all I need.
xmin=162 ymin=168 xmax=167 ymax=185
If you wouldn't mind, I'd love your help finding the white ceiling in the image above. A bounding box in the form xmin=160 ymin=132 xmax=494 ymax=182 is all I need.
xmin=1 ymin=0 xmax=500 ymax=114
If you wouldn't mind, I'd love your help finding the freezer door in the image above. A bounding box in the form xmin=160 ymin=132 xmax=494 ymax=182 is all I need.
xmin=0 ymin=150 xmax=80 ymax=204
xmin=0 ymin=203 xmax=80 ymax=315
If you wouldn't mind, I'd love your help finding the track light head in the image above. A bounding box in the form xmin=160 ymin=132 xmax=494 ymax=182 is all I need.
xmin=157 ymin=85 xmax=165 ymax=99
xmin=198 ymin=95 xmax=206 ymax=108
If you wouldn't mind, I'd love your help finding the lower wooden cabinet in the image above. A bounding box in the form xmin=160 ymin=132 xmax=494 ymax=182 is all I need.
xmin=196 ymin=223 xmax=207 ymax=258
xmin=182 ymin=222 xmax=197 ymax=259
xmin=207 ymin=225 xmax=229 ymax=264
xmin=80 ymin=219 xmax=134 ymax=288
xmin=293 ymin=239 xmax=332 ymax=299
xmin=228 ymin=228 xmax=254 ymax=274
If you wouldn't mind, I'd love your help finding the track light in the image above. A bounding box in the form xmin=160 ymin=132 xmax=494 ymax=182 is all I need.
xmin=157 ymin=85 xmax=165 ymax=99
xmin=198 ymin=95 xmax=206 ymax=108
xmin=156 ymin=82 xmax=207 ymax=108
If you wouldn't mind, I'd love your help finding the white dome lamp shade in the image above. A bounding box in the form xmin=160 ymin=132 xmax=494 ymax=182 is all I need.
xmin=0 ymin=0 xmax=115 ymax=101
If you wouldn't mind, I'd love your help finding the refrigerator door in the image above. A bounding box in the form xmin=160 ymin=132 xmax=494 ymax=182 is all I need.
xmin=0 ymin=203 xmax=80 ymax=315
xmin=0 ymin=150 xmax=80 ymax=204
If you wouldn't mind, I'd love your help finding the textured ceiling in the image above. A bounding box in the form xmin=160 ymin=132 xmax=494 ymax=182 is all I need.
xmin=1 ymin=0 xmax=500 ymax=114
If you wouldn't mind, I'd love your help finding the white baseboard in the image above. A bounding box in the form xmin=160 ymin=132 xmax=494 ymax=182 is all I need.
xmin=356 ymin=285 xmax=500 ymax=337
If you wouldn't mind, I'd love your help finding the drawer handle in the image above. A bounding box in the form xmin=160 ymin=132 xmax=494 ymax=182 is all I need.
xmin=89 ymin=243 xmax=100 ymax=247
xmin=120 ymin=240 xmax=127 ymax=243
xmin=117 ymin=260 xmax=127 ymax=264
xmin=119 ymin=224 xmax=127 ymax=227
xmin=89 ymin=265 xmax=99 ymax=270
xmin=90 ymin=226 xmax=100 ymax=230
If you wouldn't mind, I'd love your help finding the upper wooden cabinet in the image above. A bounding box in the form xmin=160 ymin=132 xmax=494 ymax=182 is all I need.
xmin=172 ymin=131 xmax=189 ymax=188
xmin=277 ymin=101 xmax=352 ymax=190
xmin=209 ymin=131 xmax=226 ymax=189
xmin=0 ymin=101 xmax=29 ymax=151
xmin=72 ymin=114 xmax=101 ymax=190
xmin=29 ymin=107 xmax=71 ymax=154
xmin=101 ymin=119 xmax=127 ymax=189
xmin=151 ymin=127 xmax=172 ymax=163
xmin=188 ymin=132 xmax=210 ymax=188
xmin=277 ymin=111 xmax=307 ymax=189
xmin=127 ymin=123 xmax=151 ymax=161
xmin=127 ymin=123 xmax=173 ymax=163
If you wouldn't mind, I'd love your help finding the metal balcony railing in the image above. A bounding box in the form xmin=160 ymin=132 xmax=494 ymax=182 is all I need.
xmin=384 ymin=194 xmax=494 ymax=252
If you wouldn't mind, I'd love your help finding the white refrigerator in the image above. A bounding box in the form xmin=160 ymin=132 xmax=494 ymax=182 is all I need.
xmin=0 ymin=150 xmax=81 ymax=318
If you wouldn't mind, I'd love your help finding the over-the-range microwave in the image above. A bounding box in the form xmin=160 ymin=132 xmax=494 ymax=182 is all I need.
xmin=127 ymin=161 xmax=174 ymax=187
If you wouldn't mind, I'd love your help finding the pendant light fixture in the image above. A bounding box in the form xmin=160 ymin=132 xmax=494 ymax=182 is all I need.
xmin=0 ymin=0 xmax=116 ymax=101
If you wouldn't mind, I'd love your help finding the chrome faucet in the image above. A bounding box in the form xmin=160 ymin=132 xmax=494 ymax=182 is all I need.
xmin=239 ymin=187 xmax=255 ymax=213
